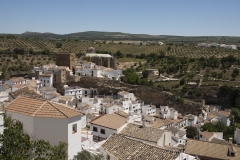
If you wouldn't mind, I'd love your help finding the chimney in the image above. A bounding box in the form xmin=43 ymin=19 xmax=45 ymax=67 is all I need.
xmin=142 ymin=118 xmax=146 ymax=128
xmin=229 ymin=137 xmax=233 ymax=144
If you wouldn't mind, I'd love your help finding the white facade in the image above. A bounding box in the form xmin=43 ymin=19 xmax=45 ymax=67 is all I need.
xmin=101 ymin=104 xmax=122 ymax=114
xmin=118 ymin=91 xmax=136 ymax=101
xmin=179 ymin=153 xmax=197 ymax=160
xmin=102 ymin=68 xmax=122 ymax=80
xmin=39 ymin=74 xmax=53 ymax=87
xmin=217 ymin=112 xmax=231 ymax=127
xmin=234 ymin=128 xmax=240 ymax=145
xmin=160 ymin=106 xmax=178 ymax=120
xmin=0 ymin=92 xmax=8 ymax=102
xmin=7 ymin=111 xmax=82 ymax=159
xmin=4 ymin=78 xmax=26 ymax=86
xmin=142 ymin=104 xmax=156 ymax=116
xmin=199 ymin=132 xmax=223 ymax=141
xmin=0 ymin=111 xmax=4 ymax=135
xmin=130 ymin=102 xmax=141 ymax=113
xmin=187 ymin=115 xmax=198 ymax=126
xmin=64 ymin=85 xmax=82 ymax=98
xmin=90 ymin=123 xmax=128 ymax=142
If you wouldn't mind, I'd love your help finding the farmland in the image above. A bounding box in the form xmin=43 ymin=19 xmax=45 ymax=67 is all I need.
xmin=0 ymin=38 xmax=239 ymax=58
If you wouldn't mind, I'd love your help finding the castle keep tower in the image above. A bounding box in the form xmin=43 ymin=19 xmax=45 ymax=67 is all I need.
xmin=56 ymin=53 xmax=76 ymax=70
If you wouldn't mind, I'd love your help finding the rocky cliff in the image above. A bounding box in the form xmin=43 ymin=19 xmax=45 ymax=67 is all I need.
xmin=63 ymin=77 xmax=202 ymax=115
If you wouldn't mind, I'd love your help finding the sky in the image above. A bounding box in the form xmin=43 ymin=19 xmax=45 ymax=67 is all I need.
xmin=0 ymin=0 xmax=240 ymax=36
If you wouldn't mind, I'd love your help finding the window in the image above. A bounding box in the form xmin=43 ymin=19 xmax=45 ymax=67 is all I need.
xmin=100 ymin=129 xmax=105 ymax=134
xmin=72 ymin=124 xmax=77 ymax=133
xmin=47 ymin=80 xmax=49 ymax=83
xmin=93 ymin=127 xmax=98 ymax=132
xmin=44 ymin=80 xmax=45 ymax=83
xmin=107 ymin=155 xmax=110 ymax=160
xmin=85 ymin=91 xmax=87 ymax=94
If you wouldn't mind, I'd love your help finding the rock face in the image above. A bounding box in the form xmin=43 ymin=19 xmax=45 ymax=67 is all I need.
xmin=63 ymin=77 xmax=202 ymax=115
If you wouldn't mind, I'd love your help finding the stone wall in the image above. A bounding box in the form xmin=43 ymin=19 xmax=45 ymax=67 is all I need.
xmin=56 ymin=53 xmax=75 ymax=70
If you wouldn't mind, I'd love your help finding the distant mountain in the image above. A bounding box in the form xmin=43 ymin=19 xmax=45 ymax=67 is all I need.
xmin=0 ymin=31 xmax=240 ymax=43
xmin=20 ymin=31 xmax=61 ymax=39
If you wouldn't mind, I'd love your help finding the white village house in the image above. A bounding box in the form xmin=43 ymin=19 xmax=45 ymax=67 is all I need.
xmin=0 ymin=111 xmax=4 ymax=135
xmin=199 ymin=131 xmax=223 ymax=142
xmin=234 ymin=128 xmax=240 ymax=145
xmin=90 ymin=113 xmax=131 ymax=142
xmin=119 ymin=123 xmax=172 ymax=147
xmin=5 ymin=96 xmax=83 ymax=159
xmin=39 ymin=74 xmax=53 ymax=87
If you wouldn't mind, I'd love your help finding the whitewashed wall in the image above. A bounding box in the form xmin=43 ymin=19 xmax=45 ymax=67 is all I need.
xmin=67 ymin=116 xmax=82 ymax=159
xmin=7 ymin=112 xmax=34 ymax=136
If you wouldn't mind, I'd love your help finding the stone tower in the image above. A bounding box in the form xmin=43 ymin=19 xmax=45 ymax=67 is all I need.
xmin=56 ymin=53 xmax=76 ymax=70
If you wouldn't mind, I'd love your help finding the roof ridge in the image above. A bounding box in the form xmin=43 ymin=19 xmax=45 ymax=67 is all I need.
xmin=5 ymin=94 xmax=22 ymax=109
xmin=90 ymin=113 xmax=106 ymax=123
xmin=32 ymin=101 xmax=47 ymax=116
xmin=47 ymin=101 xmax=69 ymax=118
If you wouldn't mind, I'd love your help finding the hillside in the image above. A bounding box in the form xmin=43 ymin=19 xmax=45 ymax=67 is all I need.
xmin=1 ymin=31 xmax=240 ymax=43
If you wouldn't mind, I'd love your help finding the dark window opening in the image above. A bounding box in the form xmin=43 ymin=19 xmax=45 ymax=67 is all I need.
xmin=100 ymin=129 xmax=105 ymax=134
xmin=93 ymin=127 xmax=98 ymax=132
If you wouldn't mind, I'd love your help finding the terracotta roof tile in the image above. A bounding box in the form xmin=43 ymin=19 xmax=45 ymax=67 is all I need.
xmin=101 ymin=134 xmax=180 ymax=160
xmin=218 ymin=110 xmax=231 ymax=117
xmin=12 ymin=83 xmax=25 ymax=89
xmin=10 ymin=77 xmax=25 ymax=83
xmin=119 ymin=123 xmax=165 ymax=143
xmin=200 ymin=131 xmax=215 ymax=140
xmin=152 ymin=118 xmax=174 ymax=128
xmin=6 ymin=96 xmax=82 ymax=118
xmin=39 ymin=86 xmax=57 ymax=91
xmin=90 ymin=114 xmax=128 ymax=130
xmin=113 ymin=110 xmax=130 ymax=118
xmin=210 ymin=137 xmax=229 ymax=145
xmin=86 ymin=113 xmax=98 ymax=121
xmin=185 ymin=139 xmax=240 ymax=160
xmin=40 ymin=74 xmax=52 ymax=77
xmin=9 ymin=87 xmax=42 ymax=99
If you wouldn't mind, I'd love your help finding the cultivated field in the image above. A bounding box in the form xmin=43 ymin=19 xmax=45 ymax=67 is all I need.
xmin=0 ymin=38 xmax=239 ymax=58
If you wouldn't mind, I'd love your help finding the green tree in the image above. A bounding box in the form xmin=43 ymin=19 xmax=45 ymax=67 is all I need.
xmin=142 ymin=70 xmax=150 ymax=78
xmin=159 ymin=51 xmax=165 ymax=58
xmin=179 ymin=78 xmax=186 ymax=85
xmin=0 ymin=115 xmax=68 ymax=160
xmin=114 ymin=50 xmax=124 ymax=58
xmin=76 ymin=52 xmax=83 ymax=58
xmin=231 ymin=73 xmax=237 ymax=79
xmin=73 ymin=150 xmax=104 ymax=160
xmin=235 ymin=97 xmax=240 ymax=110
xmin=231 ymin=108 xmax=240 ymax=123
xmin=186 ymin=126 xmax=198 ymax=139
xmin=121 ymin=68 xmax=139 ymax=84
xmin=215 ymin=121 xmax=226 ymax=132
xmin=14 ymin=48 xmax=25 ymax=55
xmin=233 ymin=68 xmax=239 ymax=75
xmin=56 ymin=42 xmax=62 ymax=48
xmin=139 ymin=53 xmax=146 ymax=59
xmin=218 ymin=72 xmax=223 ymax=79
xmin=181 ymin=86 xmax=188 ymax=94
